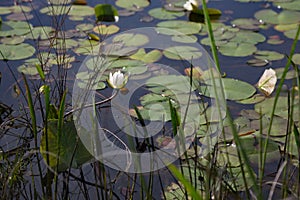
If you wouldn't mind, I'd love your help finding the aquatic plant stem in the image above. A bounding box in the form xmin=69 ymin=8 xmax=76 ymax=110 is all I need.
xmin=64 ymin=90 xmax=118 ymax=118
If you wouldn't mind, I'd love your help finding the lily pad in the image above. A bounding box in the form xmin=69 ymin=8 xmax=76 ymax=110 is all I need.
xmin=40 ymin=120 xmax=93 ymax=172
xmin=25 ymin=26 xmax=53 ymax=40
xmin=0 ymin=21 xmax=32 ymax=37
xmin=255 ymin=9 xmax=300 ymax=25
xmin=199 ymin=78 xmax=256 ymax=101
xmin=231 ymin=18 xmax=261 ymax=30
xmin=69 ymin=5 xmax=94 ymax=17
xmin=254 ymin=50 xmax=284 ymax=61
xmin=246 ymin=59 xmax=269 ymax=67
xmin=255 ymin=96 xmax=299 ymax=121
xmin=156 ymin=20 xmax=202 ymax=35
xmin=218 ymin=42 xmax=257 ymax=57
xmin=148 ymin=8 xmax=184 ymax=20
xmin=292 ymin=53 xmax=300 ymax=65
xmin=130 ymin=49 xmax=162 ymax=63
xmin=163 ymin=46 xmax=202 ymax=60
xmin=93 ymin=24 xmax=120 ymax=35
xmin=40 ymin=5 xmax=69 ymax=16
xmin=0 ymin=43 xmax=35 ymax=60
xmin=172 ymin=34 xmax=198 ymax=43
xmin=112 ymin=33 xmax=149 ymax=46
xmin=116 ymin=0 xmax=150 ymax=11
xmin=274 ymin=0 xmax=300 ymax=11
xmin=0 ymin=36 xmax=24 ymax=45
xmin=48 ymin=0 xmax=72 ymax=4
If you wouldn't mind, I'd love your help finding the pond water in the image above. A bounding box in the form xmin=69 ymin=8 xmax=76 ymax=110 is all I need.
xmin=0 ymin=0 xmax=299 ymax=199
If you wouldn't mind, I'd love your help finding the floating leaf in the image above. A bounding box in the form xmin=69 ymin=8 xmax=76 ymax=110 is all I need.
xmin=274 ymin=0 xmax=300 ymax=11
xmin=112 ymin=33 xmax=149 ymax=46
xmin=254 ymin=50 xmax=284 ymax=61
xmin=255 ymin=96 xmax=299 ymax=121
xmin=292 ymin=53 xmax=300 ymax=65
xmin=116 ymin=0 xmax=150 ymax=11
xmin=76 ymin=23 xmax=93 ymax=31
xmin=40 ymin=120 xmax=93 ymax=172
xmin=40 ymin=5 xmax=69 ymax=16
xmin=247 ymin=59 xmax=269 ymax=67
xmin=0 ymin=36 xmax=24 ymax=45
xmin=257 ymin=68 xmax=277 ymax=96
xmin=94 ymin=4 xmax=119 ymax=22
xmin=148 ymin=8 xmax=184 ymax=20
xmin=199 ymin=78 xmax=256 ymax=101
xmin=0 ymin=21 xmax=32 ymax=37
xmin=156 ymin=20 xmax=202 ymax=35
xmin=218 ymin=42 xmax=257 ymax=57
xmin=25 ymin=26 xmax=53 ymax=40
xmin=0 ymin=43 xmax=35 ymax=60
xmin=230 ymin=31 xmax=265 ymax=44
xmin=163 ymin=46 xmax=202 ymax=60
xmin=172 ymin=35 xmax=198 ymax=43
xmin=130 ymin=48 xmax=162 ymax=63
xmin=48 ymin=0 xmax=72 ymax=4
xmin=231 ymin=18 xmax=261 ymax=30
xmin=93 ymin=24 xmax=119 ymax=35
xmin=238 ymin=94 xmax=265 ymax=104
xmin=69 ymin=5 xmax=94 ymax=17
xmin=255 ymin=9 xmax=300 ymax=25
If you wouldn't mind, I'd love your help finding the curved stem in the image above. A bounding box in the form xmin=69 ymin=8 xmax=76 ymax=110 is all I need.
xmin=64 ymin=90 xmax=119 ymax=118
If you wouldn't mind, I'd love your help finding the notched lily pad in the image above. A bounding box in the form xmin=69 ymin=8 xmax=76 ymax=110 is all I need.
xmin=255 ymin=9 xmax=300 ymax=25
xmin=148 ymin=8 xmax=184 ymax=20
xmin=0 ymin=43 xmax=35 ymax=60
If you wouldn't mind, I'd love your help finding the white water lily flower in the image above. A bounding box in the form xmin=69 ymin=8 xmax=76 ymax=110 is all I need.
xmin=257 ymin=68 xmax=277 ymax=96
xmin=107 ymin=70 xmax=128 ymax=89
xmin=183 ymin=0 xmax=198 ymax=11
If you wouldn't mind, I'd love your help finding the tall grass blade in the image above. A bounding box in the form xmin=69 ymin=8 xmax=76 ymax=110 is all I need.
xmin=168 ymin=164 xmax=203 ymax=200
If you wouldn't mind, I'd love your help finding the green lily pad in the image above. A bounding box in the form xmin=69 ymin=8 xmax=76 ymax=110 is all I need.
xmin=156 ymin=20 xmax=202 ymax=35
xmin=284 ymin=28 xmax=300 ymax=40
xmin=93 ymin=24 xmax=119 ymax=35
xmin=238 ymin=94 xmax=265 ymax=104
xmin=199 ymin=78 xmax=256 ymax=101
xmin=116 ymin=0 xmax=150 ymax=11
xmin=0 ymin=21 xmax=32 ymax=37
xmin=255 ymin=96 xmax=299 ymax=121
xmin=69 ymin=5 xmax=94 ymax=16
xmin=25 ymin=26 xmax=53 ymax=40
xmin=0 ymin=36 xmax=24 ymax=45
xmin=48 ymin=0 xmax=72 ymax=4
xmin=275 ymin=67 xmax=298 ymax=80
xmin=218 ymin=42 xmax=257 ymax=57
xmin=163 ymin=46 xmax=202 ymax=60
xmin=246 ymin=59 xmax=269 ymax=67
xmin=40 ymin=5 xmax=69 ymax=16
xmin=40 ymin=120 xmax=93 ymax=172
xmin=274 ymin=0 xmax=300 ymax=11
xmin=231 ymin=18 xmax=261 ymax=30
xmin=94 ymin=4 xmax=118 ymax=22
xmin=112 ymin=33 xmax=149 ymax=46
xmin=292 ymin=53 xmax=300 ymax=65
xmin=172 ymin=34 xmax=198 ymax=43
xmin=0 ymin=7 xmax=12 ymax=15
xmin=254 ymin=50 xmax=284 ymax=61
xmin=0 ymin=43 xmax=35 ymax=60
xmin=255 ymin=9 xmax=300 ymax=25
xmin=17 ymin=64 xmax=39 ymax=76
xmin=230 ymin=31 xmax=265 ymax=44
xmin=148 ymin=8 xmax=184 ymax=20
xmin=130 ymin=48 xmax=162 ymax=63
xmin=76 ymin=23 xmax=94 ymax=31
